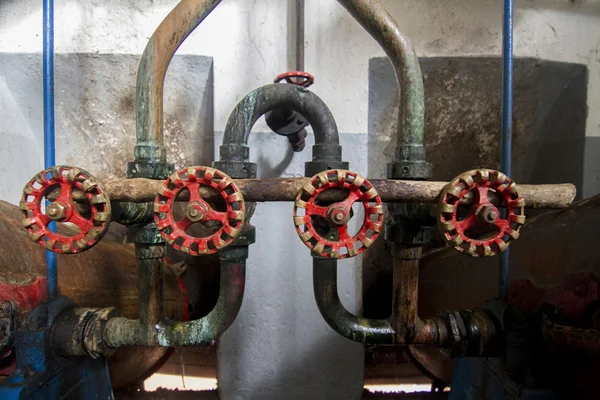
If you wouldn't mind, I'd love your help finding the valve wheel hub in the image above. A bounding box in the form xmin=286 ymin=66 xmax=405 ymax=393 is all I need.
xmin=437 ymin=169 xmax=526 ymax=257
xmin=154 ymin=166 xmax=245 ymax=256
xmin=293 ymin=170 xmax=383 ymax=259
xmin=20 ymin=166 xmax=111 ymax=254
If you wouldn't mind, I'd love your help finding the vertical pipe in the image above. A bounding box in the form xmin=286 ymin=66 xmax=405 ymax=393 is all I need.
xmin=499 ymin=0 xmax=514 ymax=300
xmin=138 ymin=258 xmax=165 ymax=346
xmin=43 ymin=0 xmax=58 ymax=299
xmin=295 ymin=0 xmax=305 ymax=71
xmin=391 ymin=245 xmax=422 ymax=343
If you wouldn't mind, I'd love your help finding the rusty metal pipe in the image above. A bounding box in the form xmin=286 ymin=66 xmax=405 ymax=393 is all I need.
xmin=337 ymin=0 xmax=429 ymax=179
xmin=542 ymin=319 xmax=600 ymax=352
xmin=104 ymin=255 xmax=245 ymax=348
xmin=214 ymin=84 xmax=348 ymax=179
xmin=130 ymin=0 xmax=221 ymax=178
xmin=89 ymin=178 xmax=575 ymax=208
xmin=313 ymin=258 xmax=395 ymax=344
xmin=392 ymin=245 xmax=421 ymax=343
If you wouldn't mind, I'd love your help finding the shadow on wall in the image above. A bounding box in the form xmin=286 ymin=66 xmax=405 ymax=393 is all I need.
xmin=364 ymin=56 xmax=588 ymax=319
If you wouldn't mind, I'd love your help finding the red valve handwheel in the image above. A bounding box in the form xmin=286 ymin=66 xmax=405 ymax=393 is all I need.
xmin=437 ymin=169 xmax=526 ymax=257
xmin=20 ymin=166 xmax=111 ymax=254
xmin=274 ymin=71 xmax=315 ymax=88
xmin=154 ymin=166 xmax=245 ymax=256
xmin=293 ymin=170 xmax=383 ymax=259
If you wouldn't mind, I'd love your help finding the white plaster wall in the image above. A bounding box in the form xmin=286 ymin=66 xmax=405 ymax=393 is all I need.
xmin=2 ymin=0 xmax=599 ymax=136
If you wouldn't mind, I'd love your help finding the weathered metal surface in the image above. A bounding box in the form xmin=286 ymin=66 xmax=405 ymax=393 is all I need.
xmin=105 ymin=256 xmax=245 ymax=348
xmin=214 ymin=83 xmax=348 ymax=180
xmin=20 ymin=166 xmax=112 ymax=254
xmin=96 ymin=177 xmax=575 ymax=208
xmin=294 ymin=170 xmax=383 ymax=259
xmin=0 ymin=200 xmax=181 ymax=389
xmin=392 ymin=246 xmax=422 ymax=344
xmin=133 ymin=0 xmax=220 ymax=165
xmin=154 ymin=166 xmax=245 ymax=256
xmin=437 ymin=169 xmax=525 ymax=257
xmin=542 ymin=318 xmax=600 ymax=353
xmin=337 ymin=0 xmax=430 ymax=180
xmin=313 ymin=258 xmax=395 ymax=344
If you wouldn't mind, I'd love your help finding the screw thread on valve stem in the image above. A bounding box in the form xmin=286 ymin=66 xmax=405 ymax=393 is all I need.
xmin=392 ymin=245 xmax=422 ymax=343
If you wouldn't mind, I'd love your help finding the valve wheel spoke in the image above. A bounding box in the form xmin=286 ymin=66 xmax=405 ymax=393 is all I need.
xmin=438 ymin=169 xmax=525 ymax=257
xmin=293 ymin=169 xmax=383 ymax=260
xmin=20 ymin=166 xmax=111 ymax=254
xmin=154 ymin=166 xmax=245 ymax=256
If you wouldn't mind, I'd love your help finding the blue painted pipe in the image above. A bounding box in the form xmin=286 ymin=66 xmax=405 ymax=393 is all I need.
xmin=43 ymin=0 xmax=58 ymax=299
xmin=499 ymin=0 xmax=513 ymax=300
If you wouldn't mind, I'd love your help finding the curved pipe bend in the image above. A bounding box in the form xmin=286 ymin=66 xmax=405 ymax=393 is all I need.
xmin=215 ymin=84 xmax=347 ymax=178
xmin=104 ymin=257 xmax=245 ymax=347
xmin=314 ymin=258 xmax=395 ymax=344
xmin=337 ymin=0 xmax=430 ymax=179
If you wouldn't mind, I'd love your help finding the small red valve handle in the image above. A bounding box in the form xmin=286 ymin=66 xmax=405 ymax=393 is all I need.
xmin=20 ymin=166 xmax=111 ymax=254
xmin=293 ymin=170 xmax=383 ymax=259
xmin=154 ymin=166 xmax=246 ymax=256
xmin=437 ymin=169 xmax=526 ymax=257
xmin=274 ymin=71 xmax=315 ymax=88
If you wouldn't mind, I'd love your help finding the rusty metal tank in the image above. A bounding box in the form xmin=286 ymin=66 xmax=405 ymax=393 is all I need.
xmin=0 ymin=200 xmax=184 ymax=390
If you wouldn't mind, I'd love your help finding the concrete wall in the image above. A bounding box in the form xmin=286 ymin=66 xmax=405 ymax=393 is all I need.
xmin=1 ymin=1 xmax=600 ymax=399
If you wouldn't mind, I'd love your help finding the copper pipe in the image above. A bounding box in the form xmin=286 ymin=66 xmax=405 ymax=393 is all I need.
xmin=133 ymin=0 xmax=221 ymax=164
xmin=337 ymin=0 xmax=429 ymax=179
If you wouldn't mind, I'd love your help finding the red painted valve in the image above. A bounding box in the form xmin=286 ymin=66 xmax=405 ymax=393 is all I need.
xmin=154 ymin=166 xmax=245 ymax=256
xmin=437 ymin=169 xmax=526 ymax=257
xmin=293 ymin=170 xmax=383 ymax=259
xmin=20 ymin=166 xmax=112 ymax=254
xmin=274 ymin=71 xmax=315 ymax=88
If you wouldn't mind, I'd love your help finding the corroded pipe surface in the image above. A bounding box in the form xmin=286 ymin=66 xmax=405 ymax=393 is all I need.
xmin=105 ymin=257 xmax=245 ymax=348
xmin=543 ymin=320 xmax=600 ymax=352
xmin=134 ymin=0 xmax=221 ymax=163
xmin=392 ymin=246 xmax=421 ymax=344
xmin=337 ymin=0 xmax=428 ymax=178
xmin=313 ymin=259 xmax=395 ymax=344
xmin=98 ymin=177 xmax=575 ymax=208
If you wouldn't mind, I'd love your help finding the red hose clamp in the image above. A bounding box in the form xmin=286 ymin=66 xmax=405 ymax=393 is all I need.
xmin=438 ymin=169 xmax=526 ymax=257
xmin=20 ymin=166 xmax=111 ymax=253
xmin=154 ymin=166 xmax=245 ymax=256
xmin=293 ymin=170 xmax=383 ymax=259
xmin=274 ymin=71 xmax=315 ymax=88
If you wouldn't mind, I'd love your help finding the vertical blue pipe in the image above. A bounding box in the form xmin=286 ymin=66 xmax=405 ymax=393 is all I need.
xmin=499 ymin=0 xmax=513 ymax=300
xmin=43 ymin=0 xmax=58 ymax=299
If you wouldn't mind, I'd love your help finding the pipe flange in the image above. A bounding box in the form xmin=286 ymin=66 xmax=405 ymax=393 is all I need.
xmin=293 ymin=170 xmax=383 ymax=259
xmin=154 ymin=166 xmax=246 ymax=256
xmin=437 ymin=169 xmax=525 ymax=257
xmin=20 ymin=166 xmax=111 ymax=253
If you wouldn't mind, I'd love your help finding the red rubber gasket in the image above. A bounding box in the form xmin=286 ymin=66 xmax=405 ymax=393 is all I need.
xmin=438 ymin=169 xmax=526 ymax=257
xmin=20 ymin=166 xmax=111 ymax=254
xmin=154 ymin=166 xmax=245 ymax=256
xmin=293 ymin=170 xmax=383 ymax=259
xmin=274 ymin=71 xmax=315 ymax=87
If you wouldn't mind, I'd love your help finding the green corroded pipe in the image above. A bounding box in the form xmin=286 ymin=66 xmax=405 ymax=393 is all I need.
xmin=337 ymin=0 xmax=430 ymax=179
xmin=313 ymin=258 xmax=395 ymax=344
xmin=104 ymin=255 xmax=245 ymax=347
xmin=133 ymin=0 xmax=221 ymax=166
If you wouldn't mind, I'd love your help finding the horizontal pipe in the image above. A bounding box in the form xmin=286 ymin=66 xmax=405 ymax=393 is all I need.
xmin=313 ymin=258 xmax=395 ymax=344
xmin=542 ymin=321 xmax=600 ymax=352
xmin=104 ymin=257 xmax=245 ymax=348
xmin=94 ymin=177 xmax=575 ymax=208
